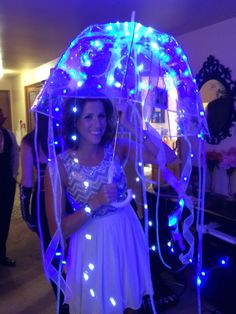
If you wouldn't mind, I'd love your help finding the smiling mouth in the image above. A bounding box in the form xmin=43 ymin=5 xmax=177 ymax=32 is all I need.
xmin=90 ymin=131 xmax=102 ymax=135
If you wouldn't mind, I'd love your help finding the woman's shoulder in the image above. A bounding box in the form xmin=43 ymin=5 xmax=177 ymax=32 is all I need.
xmin=57 ymin=149 xmax=69 ymax=162
xmin=57 ymin=149 xmax=76 ymax=166
xmin=22 ymin=131 xmax=34 ymax=147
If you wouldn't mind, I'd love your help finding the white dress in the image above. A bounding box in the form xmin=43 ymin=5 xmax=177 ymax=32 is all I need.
xmin=59 ymin=145 xmax=153 ymax=314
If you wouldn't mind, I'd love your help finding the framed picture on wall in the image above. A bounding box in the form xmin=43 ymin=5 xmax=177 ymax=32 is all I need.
xmin=25 ymin=81 xmax=45 ymax=131
xmin=151 ymin=107 xmax=165 ymax=123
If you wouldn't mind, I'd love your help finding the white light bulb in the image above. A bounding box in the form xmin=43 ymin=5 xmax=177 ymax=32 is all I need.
xmin=84 ymin=181 xmax=89 ymax=188
xmin=85 ymin=234 xmax=92 ymax=240
xmin=83 ymin=272 xmax=89 ymax=281
xmin=88 ymin=263 xmax=95 ymax=270
xmin=110 ymin=297 xmax=116 ymax=306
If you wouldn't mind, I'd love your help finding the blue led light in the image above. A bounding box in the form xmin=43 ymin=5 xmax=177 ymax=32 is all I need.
xmin=197 ymin=132 xmax=204 ymax=140
xmin=220 ymin=258 xmax=228 ymax=265
xmin=197 ymin=276 xmax=201 ymax=286
xmin=168 ymin=215 xmax=177 ymax=227
xmin=107 ymin=75 xmax=114 ymax=85
xmin=179 ymin=198 xmax=184 ymax=207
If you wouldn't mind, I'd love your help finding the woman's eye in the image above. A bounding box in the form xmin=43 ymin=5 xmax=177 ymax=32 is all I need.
xmin=99 ymin=113 xmax=106 ymax=119
xmin=84 ymin=114 xmax=93 ymax=120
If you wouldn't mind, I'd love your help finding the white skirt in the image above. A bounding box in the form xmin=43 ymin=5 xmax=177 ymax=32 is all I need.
xmin=65 ymin=205 xmax=154 ymax=314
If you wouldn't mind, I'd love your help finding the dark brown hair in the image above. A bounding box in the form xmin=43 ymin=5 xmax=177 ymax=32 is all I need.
xmin=62 ymin=97 xmax=116 ymax=150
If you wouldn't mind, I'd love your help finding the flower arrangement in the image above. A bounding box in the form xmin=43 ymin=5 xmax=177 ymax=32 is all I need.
xmin=218 ymin=147 xmax=236 ymax=170
xmin=206 ymin=151 xmax=222 ymax=172
xmin=206 ymin=148 xmax=236 ymax=170
xmin=206 ymin=148 xmax=236 ymax=196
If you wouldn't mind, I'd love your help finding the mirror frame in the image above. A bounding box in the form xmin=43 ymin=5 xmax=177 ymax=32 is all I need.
xmin=196 ymin=55 xmax=236 ymax=144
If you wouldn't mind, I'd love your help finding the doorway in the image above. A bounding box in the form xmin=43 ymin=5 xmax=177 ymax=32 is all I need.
xmin=0 ymin=90 xmax=12 ymax=130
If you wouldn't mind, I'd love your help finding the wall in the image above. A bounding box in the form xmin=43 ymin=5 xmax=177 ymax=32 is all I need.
xmin=177 ymin=17 xmax=236 ymax=78
xmin=11 ymin=59 xmax=58 ymax=133
xmin=177 ymin=18 xmax=236 ymax=196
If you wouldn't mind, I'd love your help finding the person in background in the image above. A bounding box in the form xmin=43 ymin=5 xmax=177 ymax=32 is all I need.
xmin=20 ymin=113 xmax=69 ymax=314
xmin=0 ymin=107 xmax=19 ymax=267
xmin=44 ymin=97 xmax=176 ymax=313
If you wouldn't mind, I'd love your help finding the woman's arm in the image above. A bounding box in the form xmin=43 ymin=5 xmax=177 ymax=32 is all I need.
xmin=20 ymin=140 xmax=34 ymax=187
xmin=20 ymin=139 xmax=37 ymax=230
xmin=44 ymin=160 xmax=118 ymax=240
xmin=44 ymin=161 xmax=89 ymax=239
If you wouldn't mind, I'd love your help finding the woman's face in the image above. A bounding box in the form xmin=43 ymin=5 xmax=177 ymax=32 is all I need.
xmin=77 ymin=100 xmax=107 ymax=145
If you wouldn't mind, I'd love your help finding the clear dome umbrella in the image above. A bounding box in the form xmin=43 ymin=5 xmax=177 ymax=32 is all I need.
xmin=32 ymin=21 xmax=208 ymax=314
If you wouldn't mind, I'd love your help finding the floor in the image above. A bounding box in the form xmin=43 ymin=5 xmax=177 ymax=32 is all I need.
xmin=0 ymin=190 xmax=222 ymax=314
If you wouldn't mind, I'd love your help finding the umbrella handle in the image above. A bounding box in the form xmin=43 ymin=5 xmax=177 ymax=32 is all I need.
xmin=110 ymin=189 xmax=133 ymax=208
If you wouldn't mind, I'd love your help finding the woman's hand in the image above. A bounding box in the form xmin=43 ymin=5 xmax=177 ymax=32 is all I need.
xmin=88 ymin=183 xmax=118 ymax=211
xmin=116 ymin=101 xmax=133 ymax=132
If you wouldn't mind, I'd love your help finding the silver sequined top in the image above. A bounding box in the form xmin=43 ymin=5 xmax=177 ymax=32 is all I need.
xmin=58 ymin=144 xmax=127 ymax=216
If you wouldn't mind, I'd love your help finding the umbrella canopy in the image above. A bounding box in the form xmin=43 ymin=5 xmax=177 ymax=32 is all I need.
xmin=32 ymin=21 xmax=207 ymax=138
xmin=32 ymin=22 xmax=208 ymax=275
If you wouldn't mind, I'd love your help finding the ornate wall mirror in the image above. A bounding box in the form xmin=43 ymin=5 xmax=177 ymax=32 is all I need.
xmin=196 ymin=55 xmax=236 ymax=144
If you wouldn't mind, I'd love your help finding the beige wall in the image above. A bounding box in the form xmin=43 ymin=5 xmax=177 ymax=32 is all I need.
xmin=0 ymin=59 xmax=58 ymax=134
xmin=177 ymin=17 xmax=236 ymax=79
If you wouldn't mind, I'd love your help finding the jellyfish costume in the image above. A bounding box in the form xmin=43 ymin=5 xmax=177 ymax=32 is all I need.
xmin=32 ymin=22 xmax=208 ymax=314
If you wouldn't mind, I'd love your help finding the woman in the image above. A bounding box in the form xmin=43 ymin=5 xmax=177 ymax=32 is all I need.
xmin=0 ymin=108 xmax=19 ymax=267
xmin=45 ymin=97 xmax=175 ymax=314
xmin=20 ymin=114 xmax=49 ymax=235
xmin=20 ymin=114 xmax=69 ymax=314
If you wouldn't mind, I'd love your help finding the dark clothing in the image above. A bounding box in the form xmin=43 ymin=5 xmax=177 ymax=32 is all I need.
xmin=30 ymin=162 xmax=51 ymax=249
xmin=21 ymin=132 xmax=69 ymax=309
xmin=0 ymin=128 xmax=18 ymax=259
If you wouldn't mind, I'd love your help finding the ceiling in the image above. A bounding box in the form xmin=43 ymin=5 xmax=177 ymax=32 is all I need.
xmin=1 ymin=0 xmax=236 ymax=77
